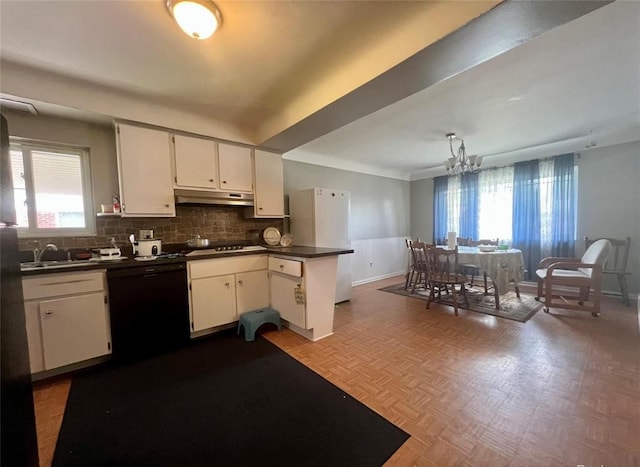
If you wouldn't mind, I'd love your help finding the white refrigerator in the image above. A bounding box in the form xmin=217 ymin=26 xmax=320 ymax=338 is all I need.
xmin=289 ymin=188 xmax=352 ymax=303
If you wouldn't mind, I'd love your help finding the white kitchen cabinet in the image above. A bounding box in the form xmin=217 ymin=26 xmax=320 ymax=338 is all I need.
xmin=188 ymin=255 xmax=269 ymax=335
xmin=172 ymin=134 xmax=217 ymax=190
xmin=172 ymin=137 xmax=252 ymax=193
xmin=191 ymin=274 xmax=236 ymax=332
xmin=22 ymin=271 xmax=111 ymax=374
xmin=115 ymin=123 xmax=175 ymax=217
xmin=268 ymin=254 xmax=338 ymax=341
xmin=218 ymin=143 xmax=253 ymax=192
xmin=270 ymin=272 xmax=305 ymax=328
xmin=236 ymin=270 xmax=269 ymax=316
xmin=250 ymin=150 xmax=284 ymax=218
xmin=40 ymin=293 xmax=111 ymax=370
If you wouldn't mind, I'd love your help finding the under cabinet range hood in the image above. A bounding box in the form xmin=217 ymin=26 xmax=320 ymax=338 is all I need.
xmin=174 ymin=189 xmax=254 ymax=206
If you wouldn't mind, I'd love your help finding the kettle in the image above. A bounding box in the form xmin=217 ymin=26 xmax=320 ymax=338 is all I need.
xmin=129 ymin=234 xmax=162 ymax=257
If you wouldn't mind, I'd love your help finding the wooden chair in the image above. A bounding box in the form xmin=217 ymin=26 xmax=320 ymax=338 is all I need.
xmin=585 ymin=236 xmax=632 ymax=306
xmin=408 ymin=240 xmax=432 ymax=293
xmin=423 ymin=245 xmax=468 ymax=316
xmin=466 ymin=238 xmax=500 ymax=293
xmin=535 ymin=239 xmax=612 ymax=317
xmin=456 ymin=237 xmax=472 ymax=246
xmin=404 ymin=238 xmax=420 ymax=290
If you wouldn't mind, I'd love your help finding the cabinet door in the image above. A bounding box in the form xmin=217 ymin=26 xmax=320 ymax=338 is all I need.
xmin=39 ymin=293 xmax=111 ymax=370
xmin=173 ymin=134 xmax=217 ymax=189
xmin=116 ymin=123 xmax=175 ymax=217
xmin=253 ymin=150 xmax=284 ymax=217
xmin=24 ymin=301 xmax=44 ymax=373
xmin=236 ymin=270 xmax=269 ymax=316
xmin=218 ymin=143 xmax=252 ymax=192
xmin=191 ymin=274 xmax=236 ymax=332
xmin=269 ymin=272 xmax=305 ymax=328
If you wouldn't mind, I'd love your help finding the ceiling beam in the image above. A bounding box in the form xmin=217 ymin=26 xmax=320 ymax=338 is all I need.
xmin=261 ymin=0 xmax=613 ymax=153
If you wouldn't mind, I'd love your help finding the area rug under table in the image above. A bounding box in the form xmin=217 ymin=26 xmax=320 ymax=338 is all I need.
xmin=53 ymin=332 xmax=409 ymax=467
xmin=378 ymin=283 xmax=542 ymax=322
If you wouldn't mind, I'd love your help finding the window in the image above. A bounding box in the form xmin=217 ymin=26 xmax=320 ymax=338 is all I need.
xmin=433 ymin=154 xmax=576 ymax=279
xmin=9 ymin=139 xmax=95 ymax=237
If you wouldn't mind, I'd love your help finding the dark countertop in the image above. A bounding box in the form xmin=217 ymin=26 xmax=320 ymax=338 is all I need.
xmin=265 ymin=246 xmax=354 ymax=258
xmin=20 ymin=245 xmax=354 ymax=276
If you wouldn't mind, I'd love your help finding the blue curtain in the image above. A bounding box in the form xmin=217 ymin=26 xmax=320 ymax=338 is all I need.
xmin=433 ymin=176 xmax=448 ymax=244
xmin=512 ymin=160 xmax=541 ymax=279
xmin=459 ymin=172 xmax=479 ymax=240
xmin=551 ymin=153 xmax=576 ymax=257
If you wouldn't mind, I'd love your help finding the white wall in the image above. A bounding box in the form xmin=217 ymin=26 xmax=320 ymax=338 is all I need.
xmin=284 ymin=160 xmax=411 ymax=285
xmin=576 ymin=141 xmax=640 ymax=295
xmin=410 ymin=177 xmax=434 ymax=242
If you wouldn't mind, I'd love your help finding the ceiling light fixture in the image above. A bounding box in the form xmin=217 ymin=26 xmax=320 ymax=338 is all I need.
xmin=444 ymin=133 xmax=482 ymax=176
xmin=166 ymin=0 xmax=222 ymax=40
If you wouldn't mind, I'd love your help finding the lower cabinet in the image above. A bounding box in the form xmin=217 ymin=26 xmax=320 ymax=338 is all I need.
xmin=269 ymin=272 xmax=305 ymax=328
xmin=22 ymin=271 xmax=111 ymax=374
xmin=188 ymin=256 xmax=269 ymax=334
xmin=191 ymin=274 xmax=237 ymax=331
xmin=39 ymin=293 xmax=110 ymax=370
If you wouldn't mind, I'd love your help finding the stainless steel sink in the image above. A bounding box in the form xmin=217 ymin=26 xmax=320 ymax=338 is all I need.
xmin=20 ymin=260 xmax=96 ymax=272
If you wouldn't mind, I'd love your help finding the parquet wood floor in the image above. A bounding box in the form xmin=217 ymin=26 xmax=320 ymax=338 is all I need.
xmin=33 ymin=276 xmax=639 ymax=466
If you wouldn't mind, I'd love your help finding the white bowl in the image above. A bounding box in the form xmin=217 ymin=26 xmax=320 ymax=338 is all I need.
xmin=478 ymin=245 xmax=497 ymax=252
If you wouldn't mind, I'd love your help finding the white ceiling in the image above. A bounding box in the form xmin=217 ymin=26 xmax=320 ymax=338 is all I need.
xmin=1 ymin=1 xmax=638 ymax=181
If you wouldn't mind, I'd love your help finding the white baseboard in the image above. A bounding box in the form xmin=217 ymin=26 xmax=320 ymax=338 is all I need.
xmin=352 ymin=270 xmax=405 ymax=287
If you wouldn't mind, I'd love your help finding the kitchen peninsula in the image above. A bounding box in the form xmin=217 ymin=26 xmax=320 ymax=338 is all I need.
xmin=20 ymin=245 xmax=353 ymax=379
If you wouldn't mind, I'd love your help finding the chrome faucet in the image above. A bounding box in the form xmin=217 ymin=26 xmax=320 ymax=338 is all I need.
xmin=34 ymin=243 xmax=58 ymax=264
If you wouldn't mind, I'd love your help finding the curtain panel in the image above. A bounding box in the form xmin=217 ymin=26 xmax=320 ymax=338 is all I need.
xmin=433 ymin=176 xmax=448 ymax=244
xmin=459 ymin=172 xmax=479 ymax=240
xmin=551 ymin=153 xmax=576 ymax=257
xmin=512 ymin=160 xmax=542 ymax=280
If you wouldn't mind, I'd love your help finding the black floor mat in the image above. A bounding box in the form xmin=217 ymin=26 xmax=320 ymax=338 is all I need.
xmin=53 ymin=332 xmax=409 ymax=467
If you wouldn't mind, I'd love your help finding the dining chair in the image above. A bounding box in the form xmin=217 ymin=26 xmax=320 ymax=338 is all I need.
xmin=465 ymin=238 xmax=500 ymax=293
xmin=584 ymin=236 xmax=631 ymax=306
xmin=423 ymin=245 xmax=468 ymax=316
xmin=456 ymin=237 xmax=473 ymax=246
xmin=408 ymin=240 xmax=432 ymax=293
xmin=535 ymin=239 xmax=612 ymax=316
xmin=404 ymin=238 xmax=419 ymax=290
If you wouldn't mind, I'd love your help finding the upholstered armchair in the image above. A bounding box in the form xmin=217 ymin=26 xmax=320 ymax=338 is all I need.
xmin=535 ymin=239 xmax=612 ymax=317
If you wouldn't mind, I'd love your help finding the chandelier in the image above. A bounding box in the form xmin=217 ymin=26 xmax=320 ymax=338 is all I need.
xmin=444 ymin=133 xmax=483 ymax=175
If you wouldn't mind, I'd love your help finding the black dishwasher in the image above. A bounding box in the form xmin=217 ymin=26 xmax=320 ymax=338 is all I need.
xmin=107 ymin=262 xmax=190 ymax=361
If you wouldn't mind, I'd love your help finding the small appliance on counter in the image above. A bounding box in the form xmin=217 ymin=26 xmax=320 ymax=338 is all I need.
xmin=129 ymin=233 xmax=162 ymax=257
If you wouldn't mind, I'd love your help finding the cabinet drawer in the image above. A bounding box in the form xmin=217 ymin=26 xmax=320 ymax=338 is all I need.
xmin=23 ymin=271 xmax=105 ymax=300
xmin=268 ymin=257 xmax=302 ymax=277
xmin=189 ymin=255 xmax=267 ymax=279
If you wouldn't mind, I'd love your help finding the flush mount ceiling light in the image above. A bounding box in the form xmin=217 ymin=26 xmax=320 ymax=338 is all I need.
xmin=166 ymin=0 xmax=222 ymax=40
xmin=444 ymin=133 xmax=483 ymax=176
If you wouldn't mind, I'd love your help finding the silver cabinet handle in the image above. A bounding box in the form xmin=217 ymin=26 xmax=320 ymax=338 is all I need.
xmin=45 ymin=310 xmax=53 ymax=315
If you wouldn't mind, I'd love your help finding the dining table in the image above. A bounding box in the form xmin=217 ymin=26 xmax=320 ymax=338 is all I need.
xmin=447 ymin=245 xmax=526 ymax=309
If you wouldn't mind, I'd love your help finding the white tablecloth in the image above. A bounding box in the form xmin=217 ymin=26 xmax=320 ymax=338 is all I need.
xmin=455 ymin=246 xmax=525 ymax=295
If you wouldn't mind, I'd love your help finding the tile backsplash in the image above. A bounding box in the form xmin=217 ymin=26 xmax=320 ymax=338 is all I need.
xmin=18 ymin=205 xmax=284 ymax=251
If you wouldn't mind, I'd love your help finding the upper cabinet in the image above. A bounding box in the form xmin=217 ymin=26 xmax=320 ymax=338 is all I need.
xmin=172 ymin=136 xmax=252 ymax=193
xmin=172 ymin=134 xmax=217 ymax=190
xmin=251 ymin=150 xmax=284 ymax=218
xmin=115 ymin=123 xmax=175 ymax=217
xmin=217 ymin=143 xmax=252 ymax=193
